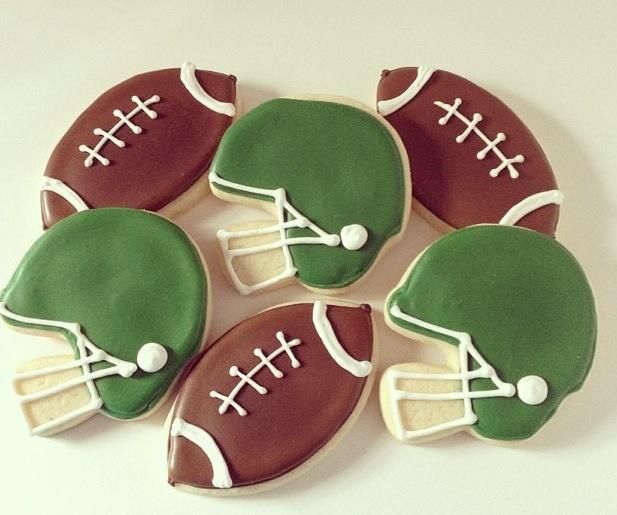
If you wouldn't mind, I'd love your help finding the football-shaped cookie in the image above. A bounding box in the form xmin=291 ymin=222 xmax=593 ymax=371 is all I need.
xmin=377 ymin=67 xmax=562 ymax=236
xmin=167 ymin=301 xmax=374 ymax=495
xmin=41 ymin=62 xmax=236 ymax=228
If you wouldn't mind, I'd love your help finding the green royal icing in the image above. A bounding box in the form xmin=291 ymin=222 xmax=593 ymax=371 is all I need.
xmin=1 ymin=208 xmax=207 ymax=419
xmin=211 ymin=98 xmax=407 ymax=289
xmin=388 ymin=225 xmax=596 ymax=441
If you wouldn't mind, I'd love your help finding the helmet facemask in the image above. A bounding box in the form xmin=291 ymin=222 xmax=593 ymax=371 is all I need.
xmin=381 ymin=303 xmax=549 ymax=443
xmin=210 ymin=172 xmax=369 ymax=295
xmin=1 ymin=302 xmax=169 ymax=436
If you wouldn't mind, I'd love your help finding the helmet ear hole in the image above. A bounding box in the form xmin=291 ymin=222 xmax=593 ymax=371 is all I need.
xmin=137 ymin=343 xmax=168 ymax=373
xmin=340 ymin=224 xmax=368 ymax=251
xmin=516 ymin=375 xmax=548 ymax=405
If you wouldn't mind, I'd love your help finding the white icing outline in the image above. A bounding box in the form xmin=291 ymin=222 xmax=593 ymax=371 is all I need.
xmin=312 ymin=301 xmax=372 ymax=377
xmin=499 ymin=189 xmax=564 ymax=226
xmin=377 ymin=66 xmax=435 ymax=116
xmin=180 ymin=62 xmax=235 ymax=117
xmin=41 ymin=177 xmax=89 ymax=212
xmin=0 ymin=301 xmax=139 ymax=435
xmin=78 ymin=94 xmax=160 ymax=167
xmin=434 ymin=98 xmax=525 ymax=179
xmin=386 ymin=303 xmax=518 ymax=441
xmin=210 ymin=171 xmax=349 ymax=295
xmin=170 ymin=418 xmax=232 ymax=489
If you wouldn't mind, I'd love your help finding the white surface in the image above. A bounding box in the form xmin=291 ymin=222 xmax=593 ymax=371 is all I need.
xmin=0 ymin=1 xmax=615 ymax=514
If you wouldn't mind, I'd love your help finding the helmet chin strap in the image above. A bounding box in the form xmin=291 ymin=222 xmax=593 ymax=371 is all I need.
xmin=209 ymin=171 xmax=369 ymax=294
xmin=385 ymin=303 xmax=549 ymax=442
xmin=0 ymin=301 xmax=168 ymax=436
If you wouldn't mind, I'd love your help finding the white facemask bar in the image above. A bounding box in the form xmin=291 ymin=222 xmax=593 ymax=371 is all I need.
xmin=386 ymin=303 xmax=517 ymax=441
xmin=0 ymin=301 xmax=138 ymax=435
xmin=209 ymin=171 xmax=343 ymax=294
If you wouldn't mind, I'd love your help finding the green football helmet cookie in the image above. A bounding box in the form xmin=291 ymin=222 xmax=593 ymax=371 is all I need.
xmin=208 ymin=96 xmax=409 ymax=295
xmin=381 ymin=225 xmax=596 ymax=444
xmin=0 ymin=208 xmax=208 ymax=436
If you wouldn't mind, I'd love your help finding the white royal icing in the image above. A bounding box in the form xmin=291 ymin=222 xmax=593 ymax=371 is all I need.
xmin=312 ymin=301 xmax=372 ymax=377
xmin=209 ymin=331 xmax=302 ymax=416
xmin=208 ymin=301 xmax=372 ymax=418
xmin=171 ymin=418 xmax=232 ymax=489
xmin=79 ymin=94 xmax=160 ymax=167
xmin=516 ymin=375 xmax=548 ymax=405
xmin=0 ymin=302 xmax=138 ymax=435
xmin=385 ymin=303 xmax=529 ymax=441
xmin=499 ymin=189 xmax=564 ymax=226
xmin=180 ymin=62 xmax=235 ymax=117
xmin=340 ymin=224 xmax=368 ymax=251
xmin=434 ymin=98 xmax=525 ymax=179
xmin=377 ymin=66 xmax=435 ymax=116
xmin=210 ymin=172 xmax=365 ymax=295
xmin=136 ymin=342 xmax=168 ymax=373
xmin=41 ymin=177 xmax=89 ymax=212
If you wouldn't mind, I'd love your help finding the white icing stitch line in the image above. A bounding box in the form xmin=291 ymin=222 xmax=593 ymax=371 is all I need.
xmin=499 ymin=189 xmax=564 ymax=226
xmin=0 ymin=301 xmax=137 ymax=435
xmin=386 ymin=303 xmax=516 ymax=441
xmin=41 ymin=177 xmax=89 ymax=212
xmin=78 ymin=94 xmax=160 ymax=168
xmin=207 ymin=301 xmax=371 ymax=419
xmin=180 ymin=62 xmax=235 ymax=117
xmin=377 ymin=66 xmax=435 ymax=116
xmin=171 ymin=418 xmax=232 ymax=489
xmin=312 ymin=301 xmax=372 ymax=377
xmin=434 ymin=98 xmax=525 ymax=179
xmin=209 ymin=331 xmax=302 ymax=416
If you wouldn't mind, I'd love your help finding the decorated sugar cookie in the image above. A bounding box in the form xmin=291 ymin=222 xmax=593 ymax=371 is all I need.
xmin=167 ymin=301 xmax=374 ymax=494
xmin=208 ymin=96 xmax=410 ymax=295
xmin=0 ymin=209 xmax=209 ymax=436
xmin=377 ymin=67 xmax=562 ymax=236
xmin=41 ymin=62 xmax=236 ymax=228
xmin=381 ymin=225 xmax=596 ymax=444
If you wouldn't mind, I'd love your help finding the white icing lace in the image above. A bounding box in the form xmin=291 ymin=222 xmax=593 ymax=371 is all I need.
xmin=434 ymin=98 xmax=525 ymax=179
xmin=78 ymin=95 xmax=160 ymax=167
xmin=209 ymin=331 xmax=302 ymax=416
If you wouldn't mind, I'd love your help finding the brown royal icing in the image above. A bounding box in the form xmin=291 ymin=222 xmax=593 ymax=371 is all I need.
xmin=377 ymin=67 xmax=559 ymax=236
xmin=42 ymin=66 xmax=236 ymax=228
xmin=167 ymin=302 xmax=373 ymax=490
